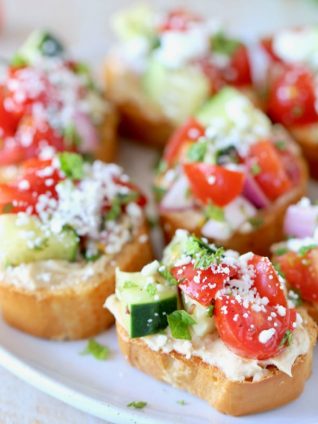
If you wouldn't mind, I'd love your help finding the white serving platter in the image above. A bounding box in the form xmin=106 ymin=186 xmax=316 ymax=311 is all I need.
xmin=1 ymin=0 xmax=318 ymax=422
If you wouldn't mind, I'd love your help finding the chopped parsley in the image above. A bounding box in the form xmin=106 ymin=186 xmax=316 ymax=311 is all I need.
xmin=204 ymin=204 xmax=225 ymax=222
xmin=298 ymin=244 xmax=317 ymax=256
xmin=207 ymin=304 xmax=215 ymax=317
xmin=280 ymin=330 xmax=293 ymax=347
xmin=177 ymin=400 xmax=187 ymax=406
xmin=248 ymin=216 xmax=264 ymax=229
xmin=85 ymin=252 xmax=102 ymax=262
xmin=81 ymin=339 xmax=110 ymax=361
xmin=153 ymin=157 xmax=167 ymax=174
xmin=250 ymin=162 xmax=261 ymax=176
xmin=105 ymin=198 xmax=121 ymax=221
xmin=185 ymin=235 xmax=224 ymax=269
xmin=63 ymin=124 xmax=82 ymax=147
xmin=58 ymin=152 xmax=84 ymax=180
xmin=186 ymin=141 xmax=207 ymax=162
xmin=127 ymin=401 xmax=147 ymax=409
xmin=216 ymin=146 xmax=239 ymax=165
xmin=153 ymin=185 xmax=167 ymax=202
xmin=146 ymin=214 xmax=158 ymax=229
xmin=158 ymin=265 xmax=178 ymax=286
xmin=273 ymin=262 xmax=285 ymax=279
xmin=273 ymin=247 xmax=288 ymax=256
xmin=3 ymin=203 xmax=13 ymax=213
xmin=275 ymin=140 xmax=287 ymax=151
xmin=211 ymin=32 xmax=240 ymax=56
xmin=167 ymin=310 xmax=196 ymax=340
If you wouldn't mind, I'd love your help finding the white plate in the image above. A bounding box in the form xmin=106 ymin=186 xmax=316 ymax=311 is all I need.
xmin=0 ymin=142 xmax=317 ymax=424
xmin=1 ymin=1 xmax=318 ymax=422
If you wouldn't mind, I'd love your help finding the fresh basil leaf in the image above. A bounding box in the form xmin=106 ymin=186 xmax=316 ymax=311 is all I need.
xmin=58 ymin=152 xmax=84 ymax=180
xmin=167 ymin=310 xmax=196 ymax=340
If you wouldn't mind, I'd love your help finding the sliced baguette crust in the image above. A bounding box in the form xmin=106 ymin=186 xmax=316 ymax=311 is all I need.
xmin=304 ymin=301 xmax=318 ymax=324
xmin=104 ymin=54 xmax=258 ymax=148
xmin=0 ymin=223 xmax=153 ymax=340
xmin=289 ymin=123 xmax=318 ymax=179
xmin=94 ymin=104 xmax=118 ymax=163
xmin=160 ymin=153 xmax=308 ymax=256
xmin=116 ymin=312 xmax=317 ymax=416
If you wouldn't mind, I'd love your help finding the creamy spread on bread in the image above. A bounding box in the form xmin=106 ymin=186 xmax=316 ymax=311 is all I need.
xmin=106 ymin=295 xmax=310 ymax=382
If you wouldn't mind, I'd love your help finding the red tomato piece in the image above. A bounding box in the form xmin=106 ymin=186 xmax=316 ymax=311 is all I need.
xmin=247 ymin=140 xmax=291 ymax=201
xmin=260 ymin=37 xmax=282 ymax=62
xmin=226 ymin=44 xmax=252 ymax=87
xmin=0 ymin=90 xmax=21 ymax=137
xmin=215 ymin=295 xmax=297 ymax=360
xmin=158 ymin=9 xmax=202 ymax=32
xmin=275 ymin=248 xmax=318 ymax=303
xmin=0 ymin=184 xmax=38 ymax=214
xmin=0 ymin=115 xmax=67 ymax=166
xmin=267 ymin=66 xmax=318 ymax=126
xmin=164 ymin=118 xmax=205 ymax=166
xmin=183 ymin=162 xmax=245 ymax=206
xmin=171 ymin=262 xmax=237 ymax=306
xmin=248 ymin=254 xmax=287 ymax=306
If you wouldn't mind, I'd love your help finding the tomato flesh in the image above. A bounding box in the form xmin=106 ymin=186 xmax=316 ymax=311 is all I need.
xmin=183 ymin=162 xmax=245 ymax=206
xmin=215 ymin=295 xmax=297 ymax=360
xmin=247 ymin=140 xmax=291 ymax=200
xmin=248 ymin=254 xmax=287 ymax=306
xmin=164 ymin=118 xmax=205 ymax=166
xmin=171 ymin=262 xmax=237 ymax=306
xmin=275 ymin=248 xmax=318 ymax=303
xmin=267 ymin=66 xmax=318 ymax=126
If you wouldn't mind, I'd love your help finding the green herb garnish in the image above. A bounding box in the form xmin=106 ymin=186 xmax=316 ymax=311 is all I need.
xmin=250 ymin=163 xmax=261 ymax=176
xmin=85 ymin=252 xmax=102 ymax=262
xmin=158 ymin=265 xmax=178 ymax=286
xmin=63 ymin=124 xmax=82 ymax=148
xmin=153 ymin=157 xmax=167 ymax=174
xmin=280 ymin=330 xmax=293 ymax=347
xmin=211 ymin=32 xmax=240 ymax=56
xmin=185 ymin=235 xmax=224 ymax=269
xmin=273 ymin=247 xmax=288 ymax=256
xmin=146 ymin=214 xmax=158 ymax=229
xmin=248 ymin=216 xmax=264 ymax=229
xmin=123 ymin=280 xmax=139 ymax=289
xmin=207 ymin=305 xmax=215 ymax=317
xmin=177 ymin=400 xmax=187 ymax=406
xmin=81 ymin=339 xmax=110 ymax=361
xmin=298 ymin=244 xmax=317 ymax=256
xmin=105 ymin=198 xmax=121 ymax=221
xmin=167 ymin=310 xmax=196 ymax=340
xmin=58 ymin=152 xmax=84 ymax=180
xmin=275 ymin=140 xmax=287 ymax=151
xmin=3 ymin=203 xmax=13 ymax=213
xmin=204 ymin=204 xmax=225 ymax=222
xmin=127 ymin=401 xmax=147 ymax=409
xmin=186 ymin=141 xmax=207 ymax=162
xmin=153 ymin=185 xmax=167 ymax=202
xmin=273 ymin=262 xmax=285 ymax=279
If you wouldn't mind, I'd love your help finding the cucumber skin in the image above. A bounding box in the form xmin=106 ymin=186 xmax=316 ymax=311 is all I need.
xmin=129 ymin=296 xmax=178 ymax=338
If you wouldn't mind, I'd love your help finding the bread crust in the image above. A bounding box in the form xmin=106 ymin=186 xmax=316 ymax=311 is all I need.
xmin=159 ymin=153 xmax=308 ymax=256
xmin=104 ymin=54 xmax=258 ymax=148
xmin=116 ymin=312 xmax=317 ymax=416
xmin=94 ymin=104 xmax=118 ymax=163
xmin=288 ymin=123 xmax=318 ymax=179
xmin=0 ymin=223 xmax=153 ymax=340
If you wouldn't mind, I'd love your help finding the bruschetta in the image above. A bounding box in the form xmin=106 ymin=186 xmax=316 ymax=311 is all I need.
xmin=106 ymin=230 xmax=317 ymax=416
xmin=154 ymin=87 xmax=308 ymax=256
xmin=104 ymin=5 xmax=255 ymax=148
xmin=272 ymin=197 xmax=318 ymax=323
xmin=0 ymin=30 xmax=117 ymax=180
xmin=0 ymin=152 xmax=152 ymax=340
xmin=261 ymin=26 xmax=318 ymax=178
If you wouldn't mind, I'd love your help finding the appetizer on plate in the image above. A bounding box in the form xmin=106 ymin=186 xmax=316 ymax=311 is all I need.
xmin=106 ymin=230 xmax=317 ymax=416
xmin=105 ymin=5 xmax=255 ymax=147
xmin=0 ymin=153 xmax=152 ymax=340
xmin=272 ymin=197 xmax=318 ymax=322
xmin=154 ymin=87 xmax=308 ymax=255
xmin=0 ymin=30 xmax=117 ymax=180
xmin=262 ymin=26 xmax=318 ymax=178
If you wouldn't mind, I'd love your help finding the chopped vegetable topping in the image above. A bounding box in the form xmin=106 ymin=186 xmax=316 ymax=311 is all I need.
xmin=127 ymin=401 xmax=147 ymax=409
xmin=167 ymin=310 xmax=196 ymax=340
xmin=58 ymin=152 xmax=84 ymax=180
xmin=81 ymin=339 xmax=110 ymax=361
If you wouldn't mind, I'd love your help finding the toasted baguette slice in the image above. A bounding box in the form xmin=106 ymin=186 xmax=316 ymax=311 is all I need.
xmin=104 ymin=54 xmax=258 ymax=148
xmin=95 ymin=103 xmax=118 ymax=163
xmin=289 ymin=123 xmax=318 ymax=179
xmin=303 ymin=300 xmax=318 ymax=324
xmin=0 ymin=223 xmax=153 ymax=340
xmin=116 ymin=312 xmax=317 ymax=417
xmin=160 ymin=153 xmax=308 ymax=256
